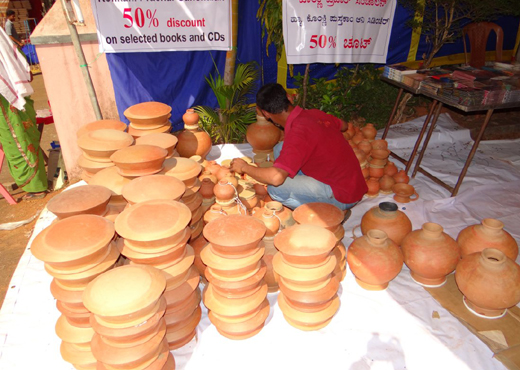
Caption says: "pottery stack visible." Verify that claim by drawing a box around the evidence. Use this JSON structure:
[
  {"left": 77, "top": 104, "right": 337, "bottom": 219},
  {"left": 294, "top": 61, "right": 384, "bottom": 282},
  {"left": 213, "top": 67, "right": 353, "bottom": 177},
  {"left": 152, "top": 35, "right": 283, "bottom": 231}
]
[
  {"left": 83, "top": 265, "right": 175, "bottom": 369},
  {"left": 176, "top": 109, "right": 212, "bottom": 159},
  {"left": 160, "top": 157, "right": 204, "bottom": 240},
  {"left": 121, "top": 174, "right": 186, "bottom": 206},
  {"left": 252, "top": 208, "right": 281, "bottom": 292},
  {"left": 136, "top": 133, "right": 179, "bottom": 159},
  {"left": 273, "top": 225, "right": 340, "bottom": 331},
  {"left": 76, "top": 119, "right": 127, "bottom": 140},
  {"left": 201, "top": 215, "right": 270, "bottom": 340},
  {"left": 124, "top": 102, "right": 172, "bottom": 139},
  {"left": 31, "top": 215, "right": 120, "bottom": 370},
  {"left": 77, "top": 128, "right": 134, "bottom": 183},
  {"left": 114, "top": 200, "right": 201, "bottom": 350},
  {"left": 47, "top": 185, "right": 112, "bottom": 221},
  {"left": 293, "top": 203, "right": 347, "bottom": 281},
  {"left": 246, "top": 114, "right": 282, "bottom": 158},
  {"left": 89, "top": 167, "right": 133, "bottom": 221}
]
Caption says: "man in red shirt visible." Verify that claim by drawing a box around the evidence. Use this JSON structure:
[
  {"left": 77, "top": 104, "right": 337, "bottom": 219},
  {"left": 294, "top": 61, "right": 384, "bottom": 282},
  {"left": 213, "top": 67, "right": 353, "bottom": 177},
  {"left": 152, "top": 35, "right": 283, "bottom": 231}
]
[{"left": 231, "top": 83, "right": 367, "bottom": 211}]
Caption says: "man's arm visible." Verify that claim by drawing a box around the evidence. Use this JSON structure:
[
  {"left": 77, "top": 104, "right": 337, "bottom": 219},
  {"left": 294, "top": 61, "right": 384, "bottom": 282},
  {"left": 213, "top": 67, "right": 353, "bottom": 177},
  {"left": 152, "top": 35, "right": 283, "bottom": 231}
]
[
  {"left": 9, "top": 35, "right": 23, "bottom": 47},
  {"left": 231, "top": 158, "right": 289, "bottom": 186}
]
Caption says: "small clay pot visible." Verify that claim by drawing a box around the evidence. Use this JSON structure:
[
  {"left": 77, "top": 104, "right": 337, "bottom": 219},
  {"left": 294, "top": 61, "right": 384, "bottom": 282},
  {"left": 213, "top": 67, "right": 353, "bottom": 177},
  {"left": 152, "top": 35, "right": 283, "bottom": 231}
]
[
  {"left": 369, "top": 164, "right": 384, "bottom": 179},
  {"left": 371, "top": 139, "right": 388, "bottom": 151},
  {"left": 392, "top": 183, "right": 419, "bottom": 203},
  {"left": 361, "top": 123, "right": 377, "bottom": 140},
  {"left": 383, "top": 161, "right": 398, "bottom": 177},
  {"left": 366, "top": 178, "right": 380, "bottom": 197},
  {"left": 379, "top": 175, "right": 395, "bottom": 194},
  {"left": 393, "top": 170, "right": 410, "bottom": 184},
  {"left": 357, "top": 140, "right": 372, "bottom": 155}
]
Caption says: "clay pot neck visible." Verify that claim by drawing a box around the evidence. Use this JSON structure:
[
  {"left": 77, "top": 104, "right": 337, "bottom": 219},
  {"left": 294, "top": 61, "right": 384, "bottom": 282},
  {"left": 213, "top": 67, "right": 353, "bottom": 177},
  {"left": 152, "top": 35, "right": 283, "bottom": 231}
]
[
  {"left": 479, "top": 248, "right": 506, "bottom": 270},
  {"left": 266, "top": 201, "right": 283, "bottom": 213},
  {"left": 255, "top": 115, "right": 270, "bottom": 125},
  {"left": 185, "top": 124, "right": 200, "bottom": 131},
  {"left": 421, "top": 222, "right": 443, "bottom": 238},
  {"left": 366, "top": 229, "right": 388, "bottom": 246},
  {"left": 480, "top": 218, "right": 504, "bottom": 235}
]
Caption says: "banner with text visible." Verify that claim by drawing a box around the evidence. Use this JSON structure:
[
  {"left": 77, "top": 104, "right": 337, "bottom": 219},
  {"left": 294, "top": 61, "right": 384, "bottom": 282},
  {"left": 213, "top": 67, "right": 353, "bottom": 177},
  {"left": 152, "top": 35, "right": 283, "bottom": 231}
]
[
  {"left": 283, "top": 0, "right": 397, "bottom": 64},
  {"left": 90, "top": 0, "right": 232, "bottom": 53}
]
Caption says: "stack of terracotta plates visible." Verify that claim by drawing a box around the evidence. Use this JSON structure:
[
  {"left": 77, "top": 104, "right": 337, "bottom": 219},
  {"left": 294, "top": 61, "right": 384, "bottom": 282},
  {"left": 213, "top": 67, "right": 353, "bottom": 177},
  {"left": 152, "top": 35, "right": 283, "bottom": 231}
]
[
  {"left": 31, "top": 215, "right": 119, "bottom": 369},
  {"left": 293, "top": 203, "right": 347, "bottom": 281},
  {"left": 89, "top": 167, "right": 133, "bottom": 221},
  {"left": 83, "top": 265, "right": 174, "bottom": 369},
  {"left": 47, "top": 185, "right": 112, "bottom": 220},
  {"left": 190, "top": 235, "right": 209, "bottom": 283},
  {"left": 114, "top": 200, "right": 201, "bottom": 350},
  {"left": 136, "top": 133, "right": 179, "bottom": 159},
  {"left": 77, "top": 129, "right": 134, "bottom": 183},
  {"left": 160, "top": 157, "right": 204, "bottom": 241},
  {"left": 124, "top": 102, "right": 172, "bottom": 139},
  {"left": 121, "top": 175, "right": 186, "bottom": 205},
  {"left": 253, "top": 209, "right": 282, "bottom": 293},
  {"left": 110, "top": 145, "right": 168, "bottom": 178},
  {"left": 202, "top": 215, "right": 269, "bottom": 340},
  {"left": 273, "top": 225, "right": 340, "bottom": 331}
]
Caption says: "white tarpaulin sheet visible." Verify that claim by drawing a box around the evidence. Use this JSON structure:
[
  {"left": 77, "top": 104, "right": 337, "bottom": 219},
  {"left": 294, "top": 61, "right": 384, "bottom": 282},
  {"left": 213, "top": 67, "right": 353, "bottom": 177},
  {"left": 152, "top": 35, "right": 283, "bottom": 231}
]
[{"left": 1, "top": 113, "right": 519, "bottom": 370}]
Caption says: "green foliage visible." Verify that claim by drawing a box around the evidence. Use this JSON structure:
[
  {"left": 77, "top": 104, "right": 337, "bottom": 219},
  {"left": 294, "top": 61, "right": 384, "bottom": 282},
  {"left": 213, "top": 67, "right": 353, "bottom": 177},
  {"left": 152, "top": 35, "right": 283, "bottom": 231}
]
[
  {"left": 294, "top": 65, "right": 398, "bottom": 129},
  {"left": 194, "top": 62, "right": 259, "bottom": 144},
  {"left": 257, "top": 0, "right": 284, "bottom": 61}
]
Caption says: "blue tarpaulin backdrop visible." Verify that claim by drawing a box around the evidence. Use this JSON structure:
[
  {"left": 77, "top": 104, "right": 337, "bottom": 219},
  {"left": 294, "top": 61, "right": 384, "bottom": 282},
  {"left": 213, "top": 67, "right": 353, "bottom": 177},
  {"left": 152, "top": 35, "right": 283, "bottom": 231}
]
[{"left": 106, "top": 2, "right": 519, "bottom": 131}]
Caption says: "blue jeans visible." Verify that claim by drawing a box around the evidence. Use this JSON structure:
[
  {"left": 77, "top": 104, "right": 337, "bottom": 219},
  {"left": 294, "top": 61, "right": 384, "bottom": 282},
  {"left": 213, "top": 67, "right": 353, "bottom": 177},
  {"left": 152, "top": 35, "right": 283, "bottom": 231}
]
[{"left": 267, "top": 142, "right": 357, "bottom": 211}]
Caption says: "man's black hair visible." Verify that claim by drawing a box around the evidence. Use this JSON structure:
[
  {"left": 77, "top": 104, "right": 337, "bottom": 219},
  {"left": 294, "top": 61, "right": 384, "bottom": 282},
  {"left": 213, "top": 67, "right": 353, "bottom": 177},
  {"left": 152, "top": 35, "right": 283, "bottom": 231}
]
[
  {"left": 6, "top": 10, "right": 15, "bottom": 17},
  {"left": 256, "top": 83, "right": 291, "bottom": 114}
]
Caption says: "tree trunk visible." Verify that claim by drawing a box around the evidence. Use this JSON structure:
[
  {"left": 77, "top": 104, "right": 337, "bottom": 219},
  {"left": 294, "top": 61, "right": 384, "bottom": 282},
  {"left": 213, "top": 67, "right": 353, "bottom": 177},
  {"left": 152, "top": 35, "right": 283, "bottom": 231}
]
[
  {"left": 302, "top": 64, "right": 310, "bottom": 108},
  {"left": 223, "top": 0, "right": 239, "bottom": 86}
]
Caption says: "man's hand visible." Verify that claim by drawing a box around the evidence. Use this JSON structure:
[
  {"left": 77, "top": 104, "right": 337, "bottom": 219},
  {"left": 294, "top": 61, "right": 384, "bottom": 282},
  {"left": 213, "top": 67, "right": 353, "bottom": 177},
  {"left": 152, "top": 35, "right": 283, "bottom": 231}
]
[{"left": 230, "top": 158, "right": 248, "bottom": 174}]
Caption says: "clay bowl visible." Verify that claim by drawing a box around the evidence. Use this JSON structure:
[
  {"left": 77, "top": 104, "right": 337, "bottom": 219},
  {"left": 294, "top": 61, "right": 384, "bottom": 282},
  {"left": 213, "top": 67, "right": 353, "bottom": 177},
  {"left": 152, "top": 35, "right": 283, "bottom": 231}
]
[
  {"left": 124, "top": 102, "right": 172, "bottom": 128},
  {"left": 99, "top": 319, "right": 166, "bottom": 350},
  {"left": 47, "top": 185, "right": 112, "bottom": 219},
  {"left": 162, "top": 267, "right": 200, "bottom": 308},
  {"left": 122, "top": 175, "right": 186, "bottom": 205},
  {"left": 55, "top": 314, "right": 95, "bottom": 345},
  {"left": 165, "top": 288, "right": 201, "bottom": 315},
  {"left": 77, "top": 129, "right": 134, "bottom": 163},
  {"left": 136, "top": 133, "right": 178, "bottom": 158},
  {"left": 165, "top": 317, "right": 199, "bottom": 350},
  {"left": 200, "top": 243, "right": 265, "bottom": 276},
  {"left": 203, "top": 282, "right": 268, "bottom": 317},
  {"left": 111, "top": 145, "right": 168, "bottom": 177},
  {"left": 292, "top": 202, "right": 344, "bottom": 231},
  {"left": 60, "top": 341, "right": 97, "bottom": 367},
  {"left": 279, "top": 272, "right": 340, "bottom": 306},
  {"left": 115, "top": 200, "right": 191, "bottom": 242},
  {"left": 158, "top": 248, "right": 196, "bottom": 287},
  {"left": 95, "top": 341, "right": 172, "bottom": 370},
  {"left": 160, "top": 157, "right": 202, "bottom": 183},
  {"left": 274, "top": 225, "right": 337, "bottom": 266},
  {"left": 203, "top": 215, "right": 266, "bottom": 257},
  {"left": 284, "top": 293, "right": 336, "bottom": 313},
  {"left": 371, "top": 149, "right": 391, "bottom": 160},
  {"left": 123, "top": 227, "right": 191, "bottom": 254},
  {"left": 165, "top": 304, "right": 201, "bottom": 331},
  {"left": 31, "top": 214, "right": 114, "bottom": 269},
  {"left": 116, "top": 237, "right": 188, "bottom": 266},
  {"left": 371, "top": 139, "right": 388, "bottom": 151},
  {"left": 165, "top": 305, "right": 201, "bottom": 337},
  {"left": 127, "top": 123, "right": 172, "bottom": 139},
  {"left": 89, "top": 166, "right": 132, "bottom": 199},
  {"left": 212, "top": 278, "right": 264, "bottom": 300},
  {"left": 392, "top": 183, "right": 419, "bottom": 203},
  {"left": 77, "top": 154, "right": 114, "bottom": 176},
  {"left": 129, "top": 114, "right": 171, "bottom": 130},
  {"left": 205, "top": 261, "right": 267, "bottom": 293},
  {"left": 278, "top": 292, "right": 340, "bottom": 331},
  {"left": 76, "top": 119, "right": 127, "bottom": 139}
]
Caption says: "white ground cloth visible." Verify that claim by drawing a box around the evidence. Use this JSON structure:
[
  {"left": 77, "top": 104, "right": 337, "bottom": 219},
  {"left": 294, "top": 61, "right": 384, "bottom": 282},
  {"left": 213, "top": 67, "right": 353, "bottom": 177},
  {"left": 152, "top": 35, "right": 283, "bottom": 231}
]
[{"left": 1, "top": 113, "right": 519, "bottom": 370}]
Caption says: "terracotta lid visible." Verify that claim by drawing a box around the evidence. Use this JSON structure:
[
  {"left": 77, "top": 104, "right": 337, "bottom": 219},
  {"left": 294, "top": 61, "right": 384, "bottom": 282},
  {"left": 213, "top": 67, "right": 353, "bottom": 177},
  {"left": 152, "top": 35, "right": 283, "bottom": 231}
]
[
  {"left": 124, "top": 102, "right": 172, "bottom": 120},
  {"left": 201, "top": 243, "right": 265, "bottom": 271},
  {"left": 122, "top": 175, "right": 186, "bottom": 205},
  {"left": 127, "top": 123, "right": 172, "bottom": 138},
  {"left": 77, "top": 154, "right": 114, "bottom": 174},
  {"left": 274, "top": 224, "right": 337, "bottom": 263},
  {"left": 110, "top": 145, "right": 168, "bottom": 177},
  {"left": 76, "top": 119, "right": 127, "bottom": 139},
  {"left": 77, "top": 129, "right": 134, "bottom": 162},
  {"left": 83, "top": 264, "right": 166, "bottom": 317},
  {"left": 47, "top": 185, "right": 112, "bottom": 219},
  {"left": 60, "top": 341, "right": 96, "bottom": 366},
  {"left": 89, "top": 166, "right": 132, "bottom": 196},
  {"left": 55, "top": 315, "right": 95, "bottom": 344},
  {"left": 293, "top": 203, "right": 344, "bottom": 228},
  {"left": 160, "top": 157, "right": 202, "bottom": 181},
  {"left": 272, "top": 252, "right": 336, "bottom": 283},
  {"left": 115, "top": 200, "right": 191, "bottom": 242},
  {"left": 31, "top": 214, "right": 114, "bottom": 264},
  {"left": 136, "top": 133, "right": 178, "bottom": 158},
  {"left": 203, "top": 282, "right": 268, "bottom": 317},
  {"left": 203, "top": 215, "right": 266, "bottom": 248}
]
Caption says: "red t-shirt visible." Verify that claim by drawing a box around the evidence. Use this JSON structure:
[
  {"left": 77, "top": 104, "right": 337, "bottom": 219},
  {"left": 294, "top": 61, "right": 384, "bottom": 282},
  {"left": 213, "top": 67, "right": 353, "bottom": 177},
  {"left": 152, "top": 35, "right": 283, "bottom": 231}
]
[{"left": 273, "top": 106, "right": 368, "bottom": 204}]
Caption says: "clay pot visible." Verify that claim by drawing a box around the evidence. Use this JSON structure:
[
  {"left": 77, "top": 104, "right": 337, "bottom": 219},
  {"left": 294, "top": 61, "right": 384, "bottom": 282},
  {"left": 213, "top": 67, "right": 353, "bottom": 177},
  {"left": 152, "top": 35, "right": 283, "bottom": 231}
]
[
  {"left": 76, "top": 119, "right": 127, "bottom": 139},
  {"left": 253, "top": 209, "right": 280, "bottom": 238},
  {"left": 401, "top": 223, "right": 460, "bottom": 287},
  {"left": 352, "top": 132, "right": 365, "bottom": 145},
  {"left": 47, "top": 185, "right": 112, "bottom": 219},
  {"left": 371, "top": 149, "right": 390, "bottom": 160},
  {"left": 292, "top": 202, "right": 344, "bottom": 232},
  {"left": 213, "top": 180, "right": 236, "bottom": 203},
  {"left": 89, "top": 166, "right": 132, "bottom": 198},
  {"left": 371, "top": 139, "right": 388, "bottom": 151},
  {"left": 176, "top": 110, "right": 212, "bottom": 159},
  {"left": 361, "top": 164, "right": 369, "bottom": 180},
  {"left": 383, "top": 161, "right": 398, "bottom": 177},
  {"left": 361, "top": 123, "right": 377, "bottom": 141},
  {"left": 265, "top": 201, "right": 295, "bottom": 228},
  {"left": 359, "top": 202, "right": 412, "bottom": 246},
  {"left": 182, "top": 108, "right": 199, "bottom": 126},
  {"left": 347, "top": 229, "right": 403, "bottom": 290},
  {"left": 366, "top": 178, "right": 380, "bottom": 197},
  {"left": 203, "top": 205, "right": 228, "bottom": 225},
  {"left": 77, "top": 129, "right": 134, "bottom": 163},
  {"left": 273, "top": 252, "right": 336, "bottom": 286},
  {"left": 455, "top": 248, "right": 520, "bottom": 319},
  {"left": 77, "top": 154, "right": 115, "bottom": 176},
  {"left": 199, "top": 178, "right": 215, "bottom": 199},
  {"left": 457, "top": 218, "right": 518, "bottom": 261},
  {"left": 60, "top": 341, "right": 96, "bottom": 367},
  {"left": 110, "top": 145, "right": 168, "bottom": 177},
  {"left": 368, "top": 164, "right": 384, "bottom": 179},
  {"left": 124, "top": 101, "right": 172, "bottom": 129},
  {"left": 277, "top": 292, "right": 340, "bottom": 331},
  {"left": 246, "top": 115, "right": 282, "bottom": 153},
  {"left": 379, "top": 175, "right": 395, "bottom": 194},
  {"left": 393, "top": 170, "right": 410, "bottom": 184},
  {"left": 135, "top": 133, "right": 178, "bottom": 158},
  {"left": 201, "top": 243, "right": 265, "bottom": 278},
  {"left": 203, "top": 282, "right": 268, "bottom": 317},
  {"left": 357, "top": 140, "right": 372, "bottom": 155},
  {"left": 121, "top": 175, "right": 186, "bottom": 205},
  {"left": 352, "top": 149, "right": 366, "bottom": 165},
  {"left": 127, "top": 123, "right": 172, "bottom": 139},
  {"left": 160, "top": 157, "right": 202, "bottom": 184},
  {"left": 369, "top": 158, "right": 387, "bottom": 167},
  {"left": 346, "top": 122, "right": 356, "bottom": 139},
  {"left": 392, "top": 183, "right": 419, "bottom": 203}
]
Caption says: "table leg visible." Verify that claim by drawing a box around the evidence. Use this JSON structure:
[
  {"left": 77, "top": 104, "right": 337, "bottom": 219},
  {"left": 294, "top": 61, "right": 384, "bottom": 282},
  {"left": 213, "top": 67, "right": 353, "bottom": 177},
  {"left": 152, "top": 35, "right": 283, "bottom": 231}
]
[
  {"left": 381, "top": 88, "right": 404, "bottom": 140},
  {"left": 412, "top": 102, "right": 443, "bottom": 178},
  {"left": 404, "top": 100, "right": 438, "bottom": 174},
  {"left": 451, "top": 108, "right": 494, "bottom": 197}
]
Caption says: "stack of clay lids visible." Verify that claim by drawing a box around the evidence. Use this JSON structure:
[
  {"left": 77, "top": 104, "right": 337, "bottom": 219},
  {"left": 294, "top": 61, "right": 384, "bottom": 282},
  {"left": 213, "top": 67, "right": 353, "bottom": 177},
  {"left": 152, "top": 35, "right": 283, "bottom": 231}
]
[
  {"left": 114, "top": 199, "right": 201, "bottom": 350},
  {"left": 89, "top": 167, "right": 133, "bottom": 220},
  {"left": 273, "top": 224, "right": 340, "bottom": 331},
  {"left": 136, "top": 133, "right": 178, "bottom": 159},
  {"left": 77, "top": 129, "right": 134, "bottom": 183},
  {"left": 124, "top": 102, "right": 172, "bottom": 138},
  {"left": 293, "top": 202, "right": 347, "bottom": 280},
  {"left": 202, "top": 215, "right": 270, "bottom": 340},
  {"left": 252, "top": 209, "right": 281, "bottom": 293},
  {"left": 31, "top": 214, "right": 119, "bottom": 369},
  {"left": 76, "top": 119, "right": 127, "bottom": 139},
  {"left": 47, "top": 185, "right": 112, "bottom": 220},
  {"left": 121, "top": 175, "right": 186, "bottom": 205},
  {"left": 83, "top": 265, "right": 174, "bottom": 369},
  {"left": 190, "top": 234, "right": 209, "bottom": 283},
  {"left": 110, "top": 145, "right": 168, "bottom": 177}
]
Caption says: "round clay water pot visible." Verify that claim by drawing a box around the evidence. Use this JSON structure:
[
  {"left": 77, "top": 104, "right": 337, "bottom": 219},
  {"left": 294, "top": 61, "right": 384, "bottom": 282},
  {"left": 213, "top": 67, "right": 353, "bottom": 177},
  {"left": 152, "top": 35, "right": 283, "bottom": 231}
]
[
  {"left": 176, "top": 113, "right": 212, "bottom": 159},
  {"left": 278, "top": 292, "right": 340, "bottom": 331},
  {"left": 368, "top": 164, "right": 384, "bottom": 179},
  {"left": 77, "top": 154, "right": 114, "bottom": 176},
  {"left": 401, "top": 223, "right": 460, "bottom": 287},
  {"left": 55, "top": 315, "right": 95, "bottom": 344},
  {"left": 203, "top": 282, "right": 268, "bottom": 318},
  {"left": 89, "top": 166, "right": 132, "bottom": 199},
  {"left": 357, "top": 140, "right": 372, "bottom": 155},
  {"left": 135, "top": 133, "right": 178, "bottom": 158},
  {"left": 199, "top": 177, "right": 215, "bottom": 199},
  {"left": 111, "top": 145, "right": 168, "bottom": 177},
  {"left": 379, "top": 175, "right": 395, "bottom": 194},
  {"left": 122, "top": 175, "right": 186, "bottom": 205},
  {"left": 115, "top": 199, "right": 191, "bottom": 242},
  {"left": 265, "top": 201, "right": 295, "bottom": 228},
  {"left": 393, "top": 170, "right": 410, "bottom": 184},
  {"left": 32, "top": 214, "right": 114, "bottom": 269},
  {"left": 360, "top": 202, "right": 412, "bottom": 245},
  {"left": 274, "top": 225, "right": 337, "bottom": 266},
  {"left": 392, "top": 183, "right": 419, "bottom": 203},
  {"left": 77, "top": 129, "right": 134, "bottom": 163},
  {"left": 124, "top": 101, "right": 172, "bottom": 128},
  {"left": 213, "top": 180, "right": 235, "bottom": 203},
  {"left": 383, "top": 161, "right": 398, "bottom": 177},
  {"left": 352, "top": 131, "right": 365, "bottom": 145},
  {"left": 293, "top": 202, "right": 344, "bottom": 231},
  {"left": 76, "top": 119, "right": 127, "bottom": 139},
  {"left": 60, "top": 341, "right": 96, "bottom": 367},
  {"left": 273, "top": 252, "right": 336, "bottom": 284},
  {"left": 160, "top": 157, "right": 202, "bottom": 184},
  {"left": 182, "top": 108, "right": 199, "bottom": 126},
  {"left": 371, "top": 139, "right": 388, "bottom": 151},
  {"left": 455, "top": 248, "right": 520, "bottom": 319},
  {"left": 457, "top": 218, "right": 518, "bottom": 261},
  {"left": 252, "top": 209, "right": 280, "bottom": 237},
  {"left": 203, "top": 215, "right": 266, "bottom": 257},
  {"left": 361, "top": 123, "right": 377, "bottom": 140},
  {"left": 127, "top": 123, "right": 172, "bottom": 139},
  {"left": 347, "top": 229, "right": 404, "bottom": 290},
  {"left": 366, "top": 177, "right": 380, "bottom": 197},
  {"left": 47, "top": 185, "right": 112, "bottom": 219},
  {"left": 246, "top": 115, "right": 282, "bottom": 153}
]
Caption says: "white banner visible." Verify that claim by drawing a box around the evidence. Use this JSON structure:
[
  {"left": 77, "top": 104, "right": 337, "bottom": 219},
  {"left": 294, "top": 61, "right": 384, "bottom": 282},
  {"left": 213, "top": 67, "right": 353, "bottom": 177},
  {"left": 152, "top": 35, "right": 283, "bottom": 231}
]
[
  {"left": 283, "top": 0, "right": 397, "bottom": 64},
  {"left": 90, "top": 0, "right": 232, "bottom": 53}
]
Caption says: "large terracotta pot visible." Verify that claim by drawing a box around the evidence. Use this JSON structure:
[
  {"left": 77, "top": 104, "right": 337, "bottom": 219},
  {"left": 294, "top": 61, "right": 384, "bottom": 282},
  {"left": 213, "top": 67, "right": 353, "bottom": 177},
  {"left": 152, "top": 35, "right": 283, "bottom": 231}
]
[
  {"left": 401, "top": 223, "right": 460, "bottom": 287},
  {"left": 347, "top": 229, "right": 403, "bottom": 290},
  {"left": 359, "top": 202, "right": 412, "bottom": 246},
  {"left": 246, "top": 115, "right": 282, "bottom": 154},
  {"left": 176, "top": 109, "right": 212, "bottom": 159},
  {"left": 457, "top": 218, "right": 518, "bottom": 261},
  {"left": 455, "top": 248, "right": 520, "bottom": 319}
]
